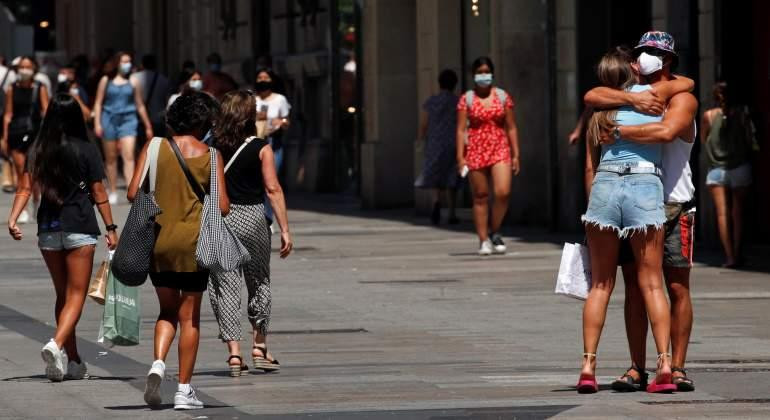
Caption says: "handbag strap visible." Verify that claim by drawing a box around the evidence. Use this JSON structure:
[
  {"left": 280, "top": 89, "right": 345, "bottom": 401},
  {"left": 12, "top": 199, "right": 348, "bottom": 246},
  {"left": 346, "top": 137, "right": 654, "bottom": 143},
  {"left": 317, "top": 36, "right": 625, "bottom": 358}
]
[
  {"left": 138, "top": 137, "right": 162, "bottom": 192},
  {"left": 167, "top": 137, "right": 206, "bottom": 203},
  {"left": 224, "top": 136, "right": 257, "bottom": 173}
]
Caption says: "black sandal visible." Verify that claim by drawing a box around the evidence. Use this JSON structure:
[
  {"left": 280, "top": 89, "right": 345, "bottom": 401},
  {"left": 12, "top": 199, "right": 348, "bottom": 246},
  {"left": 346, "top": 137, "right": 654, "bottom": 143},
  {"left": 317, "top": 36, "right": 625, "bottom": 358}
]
[
  {"left": 227, "top": 355, "right": 248, "bottom": 377},
  {"left": 672, "top": 367, "right": 694, "bottom": 391},
  {"left": 252, "top": 346, "right": 281, "bottom": 372},
  {"left": 611, "top": 365, "right": 648, "bottom": 392}
]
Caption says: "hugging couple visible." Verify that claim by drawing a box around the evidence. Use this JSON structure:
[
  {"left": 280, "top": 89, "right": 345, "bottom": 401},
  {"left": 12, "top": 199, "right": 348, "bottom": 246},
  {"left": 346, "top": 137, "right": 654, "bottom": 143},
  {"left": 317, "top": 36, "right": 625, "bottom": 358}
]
[{"left": 577, "top": 31, "right": 699, "bottom": 394}]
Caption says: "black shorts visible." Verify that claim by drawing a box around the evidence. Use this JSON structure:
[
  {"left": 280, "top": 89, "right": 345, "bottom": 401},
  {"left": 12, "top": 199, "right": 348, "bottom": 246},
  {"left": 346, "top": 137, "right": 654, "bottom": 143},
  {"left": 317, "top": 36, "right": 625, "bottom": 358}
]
[
  {"left": 149, "top": 271, "right": 209, "bottom": 292},
  {"left": 8, "top": 132, "right": 35, "bottom": 152},
  {"left": 617, "top": 201, "right": 695, "bottom": 268}
]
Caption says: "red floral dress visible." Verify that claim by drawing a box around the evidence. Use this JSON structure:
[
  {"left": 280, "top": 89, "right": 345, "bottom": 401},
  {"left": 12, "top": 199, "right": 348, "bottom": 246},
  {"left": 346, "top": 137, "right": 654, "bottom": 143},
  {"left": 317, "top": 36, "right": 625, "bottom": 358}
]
[{"left": 457, "top": 91, "right": 514, "bottom": 170}]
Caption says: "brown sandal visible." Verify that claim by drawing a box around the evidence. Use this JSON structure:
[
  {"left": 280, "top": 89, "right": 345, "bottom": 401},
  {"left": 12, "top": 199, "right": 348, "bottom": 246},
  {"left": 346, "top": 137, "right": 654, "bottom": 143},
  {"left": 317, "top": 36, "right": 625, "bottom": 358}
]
[
  {"left": 252, "top": 346, "right": 280, "bottom": 372},
  {"left": 227, "top": 355, "right": 248, "bottom": 377}
]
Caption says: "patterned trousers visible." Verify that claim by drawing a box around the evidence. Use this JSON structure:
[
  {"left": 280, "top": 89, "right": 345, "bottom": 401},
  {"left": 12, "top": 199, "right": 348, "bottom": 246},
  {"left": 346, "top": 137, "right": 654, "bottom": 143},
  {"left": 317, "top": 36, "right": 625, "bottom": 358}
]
[{"left": 208, "top": 204, "right": 272, "bottom": 341}]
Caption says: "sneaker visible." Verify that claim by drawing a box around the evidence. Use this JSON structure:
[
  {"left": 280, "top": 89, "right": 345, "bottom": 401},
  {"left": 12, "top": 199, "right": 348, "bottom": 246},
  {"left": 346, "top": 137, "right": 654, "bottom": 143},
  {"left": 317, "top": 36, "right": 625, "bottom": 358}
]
[
  {"left": 478, "top": 239, "right": 493, "bottom": 256},
  {"left": 174, "top": 386, "right": 204, "bottom": 410},
  {"left": 18, "top": 210, "right": 30, "bottom": 224},
  {"left": 490, "top": 233, "right": 506, "bottom": 254},
  {"left": 108, "top": 192, "right": 119, "bottom": 205},
  {"left": 41, "top": 339, "right": 65, "bottom": 382},
  {"left": 144, "top": 360, "right": 165, "bottom": 407},
  {"left": 64, "top": 359, "right": 89, "bottom": 380}
]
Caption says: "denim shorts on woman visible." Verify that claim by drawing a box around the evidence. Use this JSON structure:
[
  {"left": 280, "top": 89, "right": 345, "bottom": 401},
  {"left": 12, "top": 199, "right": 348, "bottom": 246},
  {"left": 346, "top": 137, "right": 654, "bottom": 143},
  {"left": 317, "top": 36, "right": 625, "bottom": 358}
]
[
  {"left": 705, "top": 163, "right": 752, "bottom": 188},
  {"left": 582, "top": 171, "right": 665, "bottom": 238},
  {"left": 101, "top": 111, "right": 138, "bottom": 140},
  {"left": 38, "top": 232, "right": 98, "bottom": 251}
]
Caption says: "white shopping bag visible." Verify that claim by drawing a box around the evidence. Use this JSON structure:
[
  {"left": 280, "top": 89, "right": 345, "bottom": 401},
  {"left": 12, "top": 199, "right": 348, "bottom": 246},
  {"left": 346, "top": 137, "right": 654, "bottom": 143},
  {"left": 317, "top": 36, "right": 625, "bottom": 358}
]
[{"left": 555, "top": 243, "right": 592, "bottom": 300}]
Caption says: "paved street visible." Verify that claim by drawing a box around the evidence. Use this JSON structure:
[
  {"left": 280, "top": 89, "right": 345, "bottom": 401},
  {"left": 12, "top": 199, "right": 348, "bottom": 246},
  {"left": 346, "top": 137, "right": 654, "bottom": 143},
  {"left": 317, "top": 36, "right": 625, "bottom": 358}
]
[{"left": 1, "top": 193, "right": 769, "bottom": 419}]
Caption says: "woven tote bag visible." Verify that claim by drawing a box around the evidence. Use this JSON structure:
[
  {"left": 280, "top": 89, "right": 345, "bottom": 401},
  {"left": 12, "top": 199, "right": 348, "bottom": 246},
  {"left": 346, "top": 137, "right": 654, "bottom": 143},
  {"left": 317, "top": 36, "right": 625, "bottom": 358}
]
[{"left": 112, "top": 138, "right": 163, "bottom": 286}]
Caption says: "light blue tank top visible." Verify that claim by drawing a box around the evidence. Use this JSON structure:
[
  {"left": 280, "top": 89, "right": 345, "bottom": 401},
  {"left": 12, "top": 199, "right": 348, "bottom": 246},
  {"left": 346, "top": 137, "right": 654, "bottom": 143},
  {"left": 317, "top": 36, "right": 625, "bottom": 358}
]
[
  {"left": 600, "top": 84, "right": 663, "bottom": 166},
  {"left": 103, "top": 80, "right": 137, "bottom": 115}
]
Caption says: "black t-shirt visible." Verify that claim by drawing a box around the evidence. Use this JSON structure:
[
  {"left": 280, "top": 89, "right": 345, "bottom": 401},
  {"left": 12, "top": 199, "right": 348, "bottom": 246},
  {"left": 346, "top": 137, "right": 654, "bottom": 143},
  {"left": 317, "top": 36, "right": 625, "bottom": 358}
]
[
  {"left": 225, "top": 138, "right": 269, "bottom": 205},
  {"left": 36, "top": 139, "right": 105, "bottom": 235}
]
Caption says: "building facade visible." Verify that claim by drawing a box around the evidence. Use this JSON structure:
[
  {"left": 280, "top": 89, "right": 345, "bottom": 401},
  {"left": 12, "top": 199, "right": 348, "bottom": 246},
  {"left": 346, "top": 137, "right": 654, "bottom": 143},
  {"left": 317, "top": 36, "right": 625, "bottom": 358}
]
[{"left": 52, "top": 0, "right": 769, "bottom": 245}]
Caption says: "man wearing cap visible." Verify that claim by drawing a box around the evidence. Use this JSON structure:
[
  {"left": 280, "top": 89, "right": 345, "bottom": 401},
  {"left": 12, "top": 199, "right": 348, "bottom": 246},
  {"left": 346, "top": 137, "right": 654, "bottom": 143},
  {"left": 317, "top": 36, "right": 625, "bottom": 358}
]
[{"left": 584, "top": 31, "right": 699, "bottom": 392}]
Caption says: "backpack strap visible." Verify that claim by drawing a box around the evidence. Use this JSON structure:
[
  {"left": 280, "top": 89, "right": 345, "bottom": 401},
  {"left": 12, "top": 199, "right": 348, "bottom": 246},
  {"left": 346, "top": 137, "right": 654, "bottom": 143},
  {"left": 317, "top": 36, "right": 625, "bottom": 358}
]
[
  {"left": 495, "top": 87, "right": 507, "bottom": 106},
  {"left": 224, "top": 136, "right": 257, "bottom": 173}
]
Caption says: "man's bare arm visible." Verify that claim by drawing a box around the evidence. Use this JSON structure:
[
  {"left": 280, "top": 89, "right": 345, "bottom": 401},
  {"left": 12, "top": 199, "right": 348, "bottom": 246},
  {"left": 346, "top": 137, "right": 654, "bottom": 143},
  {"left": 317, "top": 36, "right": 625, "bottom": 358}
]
[{"left": 613, "top": 93, "right": 698, "bottom": 144}]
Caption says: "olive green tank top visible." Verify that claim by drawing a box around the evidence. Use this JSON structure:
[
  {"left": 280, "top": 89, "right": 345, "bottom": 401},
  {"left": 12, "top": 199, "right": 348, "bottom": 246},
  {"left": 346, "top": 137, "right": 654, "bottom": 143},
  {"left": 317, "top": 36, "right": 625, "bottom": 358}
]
[{"left": 705, "top": 108, "right": 755, "bottom": 169}]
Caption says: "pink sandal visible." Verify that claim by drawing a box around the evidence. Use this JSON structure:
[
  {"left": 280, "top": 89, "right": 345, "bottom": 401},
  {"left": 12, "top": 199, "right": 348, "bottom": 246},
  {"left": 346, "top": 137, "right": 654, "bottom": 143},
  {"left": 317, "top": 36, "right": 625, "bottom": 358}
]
[
  {"left": 577, "top": 353, "right": 599, "bottom": 394},
  {"left": 646, "top": 353, "right": 677, "bottom": 393}
]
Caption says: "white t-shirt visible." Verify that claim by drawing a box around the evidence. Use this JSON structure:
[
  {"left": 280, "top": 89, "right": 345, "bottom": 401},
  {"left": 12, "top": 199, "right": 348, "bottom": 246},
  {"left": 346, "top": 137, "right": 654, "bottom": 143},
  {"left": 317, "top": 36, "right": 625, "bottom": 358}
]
[
  {"left": 255, "top": 93, "right": 291, "bottom": 131},
  {"left": 661, "top": 122, "right": 696, "bottom": 204}
]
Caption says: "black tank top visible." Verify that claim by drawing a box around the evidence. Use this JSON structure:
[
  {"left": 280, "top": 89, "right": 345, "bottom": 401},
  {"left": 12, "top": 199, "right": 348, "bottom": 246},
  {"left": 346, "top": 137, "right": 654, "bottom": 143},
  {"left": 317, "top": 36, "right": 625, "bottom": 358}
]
[
  {"left": 10, "top": 82, "right": 42, "bottom": 129},
  {"left": 225, "top": 138, "right": 270, "bottom": 205}
]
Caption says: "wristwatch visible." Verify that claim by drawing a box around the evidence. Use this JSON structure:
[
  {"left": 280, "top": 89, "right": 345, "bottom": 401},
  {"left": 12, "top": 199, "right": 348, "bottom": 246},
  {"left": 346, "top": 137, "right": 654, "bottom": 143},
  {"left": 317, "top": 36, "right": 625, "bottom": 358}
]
[
  {"left": 105, "top": 224, "right": 118, "bottom": 232},
  {"left": 612, "top": 126, "right": 622, "bottom": 140}
]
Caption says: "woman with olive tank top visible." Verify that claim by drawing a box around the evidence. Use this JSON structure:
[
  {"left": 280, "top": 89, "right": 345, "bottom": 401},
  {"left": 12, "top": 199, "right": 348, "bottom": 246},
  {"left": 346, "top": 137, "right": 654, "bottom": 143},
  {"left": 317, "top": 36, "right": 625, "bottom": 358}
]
[{"left": 209, "top": 90, "right": 293, "bottom": 377}]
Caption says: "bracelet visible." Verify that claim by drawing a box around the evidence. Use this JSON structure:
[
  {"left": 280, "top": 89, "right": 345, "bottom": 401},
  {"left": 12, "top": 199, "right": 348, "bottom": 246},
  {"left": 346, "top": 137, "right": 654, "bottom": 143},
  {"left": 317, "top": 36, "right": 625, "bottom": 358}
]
[
  {"left": 14, "top": 192, "right": 30, "bottom": 197},
  {"left": 95, "top": 199, "right": 109, "bottom": 205},
  {"left": 105, "top": 224, "right": 118, "bottom": 232}
]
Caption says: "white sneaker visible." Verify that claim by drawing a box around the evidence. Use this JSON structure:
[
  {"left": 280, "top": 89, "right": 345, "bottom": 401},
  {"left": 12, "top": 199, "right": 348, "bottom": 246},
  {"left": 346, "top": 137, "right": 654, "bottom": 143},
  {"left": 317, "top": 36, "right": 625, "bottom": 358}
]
[
  {"left": 64, "top": 359, "right": 89, "bottom": 380},
  {"left": 174, "top": 386, "right": 204, "bottom": 410},
  {"left": 144, "top": 360, "right": 165, "bottom": 407},
  {"left": 478, "top": 239, "right": 493, "bottom": 256},
  {"left": 17, "top": 210, "right": 30, "bottom": 224},
  {"left": 108, "top": 192, "right": 119, "bottom": 205},
  {"left": 490, "top": 233, "right": 507, "bottom": 254},
  {"left": 41, "top": 339, "right": 65, "bottom": 382}
]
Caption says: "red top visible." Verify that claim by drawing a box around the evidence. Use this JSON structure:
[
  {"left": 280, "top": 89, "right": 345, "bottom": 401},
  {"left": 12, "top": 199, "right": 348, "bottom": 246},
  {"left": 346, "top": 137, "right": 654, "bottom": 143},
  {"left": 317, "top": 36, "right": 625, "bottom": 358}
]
[{"left": 457, "top": 91, "right": 514, "bottom": 170}]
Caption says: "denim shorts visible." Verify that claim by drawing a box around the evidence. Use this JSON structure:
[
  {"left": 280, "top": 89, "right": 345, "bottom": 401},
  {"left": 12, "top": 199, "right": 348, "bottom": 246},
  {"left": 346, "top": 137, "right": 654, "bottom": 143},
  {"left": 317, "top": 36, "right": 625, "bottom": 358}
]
[
  {"left": 38, "top": 232, "right": 98, "bottom": 251},
  {"left": 101, "top": 111, "right": 138, "bottom": 140},
  {"left": 706, "top": 163, "right": 752, "bottom": 188},
  {"left": 582, "top": 171, "right": 665, "bottom": 238}
]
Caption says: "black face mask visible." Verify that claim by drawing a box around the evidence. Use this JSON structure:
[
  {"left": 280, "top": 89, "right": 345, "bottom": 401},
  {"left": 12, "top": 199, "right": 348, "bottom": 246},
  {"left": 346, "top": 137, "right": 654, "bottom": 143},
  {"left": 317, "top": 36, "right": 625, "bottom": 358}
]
[{"left": 255, "top": 81, "right": 272, "bottom": 92}]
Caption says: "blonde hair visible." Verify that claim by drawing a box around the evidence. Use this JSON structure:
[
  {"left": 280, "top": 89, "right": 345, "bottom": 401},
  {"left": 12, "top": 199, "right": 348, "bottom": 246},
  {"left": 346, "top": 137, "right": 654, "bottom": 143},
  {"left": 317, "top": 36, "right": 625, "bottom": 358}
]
[{"left": 586, "top": 48, "right": 636, "bottom": 146}]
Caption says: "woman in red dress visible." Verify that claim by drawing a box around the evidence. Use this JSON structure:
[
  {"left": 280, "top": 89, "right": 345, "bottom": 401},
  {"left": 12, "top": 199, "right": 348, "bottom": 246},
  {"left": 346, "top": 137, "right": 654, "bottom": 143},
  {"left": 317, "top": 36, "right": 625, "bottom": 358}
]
[{"left": 456, "top": 57, "right": 521, "bottom": 255}]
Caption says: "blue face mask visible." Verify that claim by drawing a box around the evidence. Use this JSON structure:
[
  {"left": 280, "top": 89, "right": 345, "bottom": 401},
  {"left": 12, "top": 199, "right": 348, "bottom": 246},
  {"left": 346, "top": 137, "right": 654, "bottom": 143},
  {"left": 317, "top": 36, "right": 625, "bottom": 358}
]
[
  {"left": 474, "top": 73, "right": 493, "bottom": 87},
  {"left": 119, "top": 62, "right": 132, "bottom": 75}
]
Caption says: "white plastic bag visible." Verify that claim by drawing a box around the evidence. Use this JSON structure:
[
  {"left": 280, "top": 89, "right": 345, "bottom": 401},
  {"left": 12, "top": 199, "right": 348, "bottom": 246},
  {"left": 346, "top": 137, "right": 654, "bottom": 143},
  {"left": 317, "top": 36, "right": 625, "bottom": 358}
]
[{"left": 555, "top": 242, "right": 592, "bottom": 300}]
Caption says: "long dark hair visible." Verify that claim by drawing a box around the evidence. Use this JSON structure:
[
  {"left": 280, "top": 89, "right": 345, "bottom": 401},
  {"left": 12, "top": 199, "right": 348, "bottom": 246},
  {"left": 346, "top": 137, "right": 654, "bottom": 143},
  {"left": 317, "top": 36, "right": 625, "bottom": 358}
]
[
  {"left": 213, "top": 90, "right": 257, "bottom": 161},
  {"left": 586, "top": 47, "right": 636, "bottom": 146},
  {"left": 27, "top": 94, "right": 90, "bottom": 205}
]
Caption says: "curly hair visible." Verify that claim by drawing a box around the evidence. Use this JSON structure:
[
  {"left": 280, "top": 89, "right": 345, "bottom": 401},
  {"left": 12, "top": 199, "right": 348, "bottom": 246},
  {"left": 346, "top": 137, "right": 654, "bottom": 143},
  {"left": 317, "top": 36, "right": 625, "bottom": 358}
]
[
  {"left": 166, "top": 90, "right": 217, "bottom": 136},
  {"left": 213, "top": 90, "right": 257, "bottom": 161}
]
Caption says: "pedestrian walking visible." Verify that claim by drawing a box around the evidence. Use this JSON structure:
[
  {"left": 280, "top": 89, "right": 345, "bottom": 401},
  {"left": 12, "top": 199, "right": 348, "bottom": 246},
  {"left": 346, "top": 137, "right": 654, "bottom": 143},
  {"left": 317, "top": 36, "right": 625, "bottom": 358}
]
[
  {"left": 56, "top": 65, "right": 91, "bottom": 120},
  {"left": 167, "top": 70, "right": 203, "bottom": 109},
  {"left": 7, "top": 93, "right": 118, "bottom": 382},
  {"left": 254, "top": 68, "right": 291, "bottom": 230},
  {"left": 701, "top": 82, "right": 759, "bottom": 268},
  {"left": 579, "top": 43, "right": 682, "bottom": 394},
  {"left": 0, "top": 57, "right": 14, "bottom": 194},
  {"left": 134, "top": 54, "right": 170, "bottom": 139},
  {"left": 2, "top": 56, "right": 49, "bottom": 223},
  {"left": 93, "top": 51, "right": 153, "bottom": 204},
  {"left": 415, "top": 69, "right": 460, "bottom": 225},
  {"left": 455, "top": 57, "right": 520, "bottom": 255},
  {"left": 202, "top": 53, "right": 238, "bottom": 100},
  {"left": 127, "top": 91, "right": 228, "bottom": 410},
  {"left": 209, "top": 90, "right": 293, "bottom": 377}
]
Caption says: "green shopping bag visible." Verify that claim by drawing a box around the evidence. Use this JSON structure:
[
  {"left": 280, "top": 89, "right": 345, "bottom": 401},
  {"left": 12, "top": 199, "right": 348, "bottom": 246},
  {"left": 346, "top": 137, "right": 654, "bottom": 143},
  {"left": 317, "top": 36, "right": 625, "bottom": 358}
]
[{"left": 98, "top": 267, "right": 141, "bottom": 346}]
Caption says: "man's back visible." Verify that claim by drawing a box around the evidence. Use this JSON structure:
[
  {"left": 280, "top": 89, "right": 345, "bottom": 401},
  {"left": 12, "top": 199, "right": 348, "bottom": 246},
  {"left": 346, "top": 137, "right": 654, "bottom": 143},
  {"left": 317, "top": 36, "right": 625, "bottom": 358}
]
[{"left": 136, "top": 70, "right": 170, "bottom": 123}]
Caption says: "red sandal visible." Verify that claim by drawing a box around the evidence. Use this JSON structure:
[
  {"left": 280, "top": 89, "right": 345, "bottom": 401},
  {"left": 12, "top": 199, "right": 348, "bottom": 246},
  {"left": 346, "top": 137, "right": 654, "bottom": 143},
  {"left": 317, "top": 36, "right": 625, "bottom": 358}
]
[
  {"left": 577, "top": 353, "right": 599, "bottom": 394},
  {"left": 646, "top": 353, "right": 677, "bottom": 393}
]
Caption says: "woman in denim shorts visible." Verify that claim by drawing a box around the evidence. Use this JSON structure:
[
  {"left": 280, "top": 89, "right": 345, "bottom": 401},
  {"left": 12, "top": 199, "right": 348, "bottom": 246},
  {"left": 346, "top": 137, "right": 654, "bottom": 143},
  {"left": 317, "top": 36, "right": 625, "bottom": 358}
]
[
  {"left": 702, "top": 82, "right": 758, "bottom": 267},
  {"left": 577, "top": 48, "right": 674, "bottom": 394},
  {"left": 8, "top": 94, "right": 118, "bottom": 382}
]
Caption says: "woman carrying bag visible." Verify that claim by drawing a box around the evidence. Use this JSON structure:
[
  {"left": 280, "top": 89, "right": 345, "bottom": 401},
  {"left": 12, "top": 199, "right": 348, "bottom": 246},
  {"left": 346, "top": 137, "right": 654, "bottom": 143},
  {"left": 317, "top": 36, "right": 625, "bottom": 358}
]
[
  {"left": 209, "top": 90, "right": 293, "bottom": 377},
  {"left": 127, "top": 91, "right": 228, "bottom": 410}
]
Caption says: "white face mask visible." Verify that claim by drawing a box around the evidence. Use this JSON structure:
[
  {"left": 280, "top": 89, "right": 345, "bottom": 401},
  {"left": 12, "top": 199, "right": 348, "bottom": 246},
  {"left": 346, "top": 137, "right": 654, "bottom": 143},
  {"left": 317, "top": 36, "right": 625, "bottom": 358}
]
[
  {"left": 119, "top": 62, "right": 132, "bottom": 75},
  {"left": 18, "top": 68, "right": 34, "bottom": 81},
  {"left": 637, "top": 52, "right": 663, "bottom": 76},
  {"left": 189, "top": 79, "right": 203, "bottom": 91},
  {"left": 57, "top": 73, "right": 68, "bottom": 83}
]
